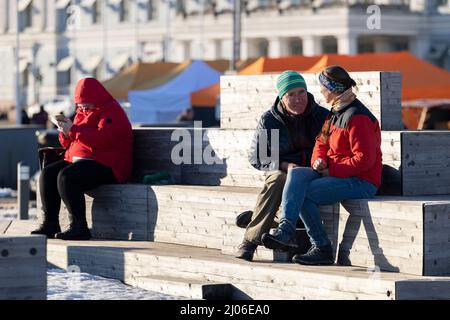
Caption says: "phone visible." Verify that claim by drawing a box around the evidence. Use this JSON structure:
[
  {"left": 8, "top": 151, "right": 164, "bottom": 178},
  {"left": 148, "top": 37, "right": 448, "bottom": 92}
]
[
  {"left": 50, "top": 115, "right": 67, "bottom": 128},
  {"left": 54, "top": 114, "right": 67, "bottom": 122}
]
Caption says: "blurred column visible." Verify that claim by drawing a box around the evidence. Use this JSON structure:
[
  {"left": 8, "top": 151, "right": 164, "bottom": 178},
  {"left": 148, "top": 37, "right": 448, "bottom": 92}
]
[
  {"left": 302, "top": 35, "right": 321, "bottom": 56},
  {"left": 0, "top": 0, "right": 7, "bottom": 32},
  {"left": 268, "top": 37, "right": 289, "bottom": 58},
  {"left": 230, "top": 0, "right": 241, "bottom": 71},
  {"left": 337, "top": 33, "right": 358, "bottom": 55},
  {"left": 240, "top": 38, "right": 249, "bottom": 60}
]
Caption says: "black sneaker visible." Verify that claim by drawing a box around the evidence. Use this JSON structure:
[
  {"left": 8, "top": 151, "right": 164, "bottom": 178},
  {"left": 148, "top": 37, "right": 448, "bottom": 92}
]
[
  {"left": 55, "top": 223, "right": 91, "bottom": 241},
  {"left": 31, "top": 221, "right": 61, "bottom": 238},
  {"left": 235, "top": 210, "right": 253, "bottom": 228},
  {"left": 292, "top": 244, "right": 334, "bottom": 265},
  {"left": 337, "top": 249, "right": 351, "bottom": 266},
  {"left": 261, "top": 220, "right": 297, "bottom": 251},
  {"left": 235, "top": 239, "right": 258, "bottom": 262}
]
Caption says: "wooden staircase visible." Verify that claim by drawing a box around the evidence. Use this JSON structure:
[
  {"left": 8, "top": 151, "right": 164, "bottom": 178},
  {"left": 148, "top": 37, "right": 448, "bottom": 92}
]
[{"left": 6, "top": 71, "right": 450, "bottom": 299}]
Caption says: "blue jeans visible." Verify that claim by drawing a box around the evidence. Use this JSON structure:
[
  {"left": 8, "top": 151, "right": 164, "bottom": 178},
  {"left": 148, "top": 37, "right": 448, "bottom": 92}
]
[{"left": 281, "top": 167, "right": 378, "bottom": 247}]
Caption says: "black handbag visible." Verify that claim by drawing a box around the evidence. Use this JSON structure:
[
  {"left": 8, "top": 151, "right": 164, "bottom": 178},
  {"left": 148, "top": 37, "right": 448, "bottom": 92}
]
[{"left": 38, "top": 147, "right": 66, "bottom": 170}]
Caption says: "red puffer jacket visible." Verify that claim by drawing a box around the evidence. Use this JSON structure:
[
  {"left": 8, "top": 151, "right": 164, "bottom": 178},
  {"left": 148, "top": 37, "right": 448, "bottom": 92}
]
[
  {"left": 311, "top": 99, "right": 382, "bottom": 188},
  {"left": 59, "top": 78, "right": 133, "bottom": 183}
]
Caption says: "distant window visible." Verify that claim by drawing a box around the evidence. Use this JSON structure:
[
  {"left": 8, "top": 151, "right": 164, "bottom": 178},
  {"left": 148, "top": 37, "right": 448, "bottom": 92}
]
[
  {"left": 24, "top": 2, "right": 33, "bottom": 29},
  {"left": 147, "top": 0, "right": 158, "bottom": 21},
  {"left": 392, "top": 40, "right": 409, "bottom": 52},
  {"left": 93, "top": 1, "right": 102, "bottom": 24},
  {"left": 61, "top": 69, "right": 71, "bottom": 86},
  {"left": 258, "top": 39, "right": 269, "bottom": 57},
  {"left": 56, "top": 5, "right": 69, "bottom": 32},
  {"left": 322, "top": 36, "right": 338, "bottom": 54},
  {"left": 289, "top": 39, "right": 303, "bottom": 55},
  {"left": 21, "top": 69, "right": 29, "bottom": 87},
  {"left": 119, "top": 0, "right": 130, "bottom": 22}
]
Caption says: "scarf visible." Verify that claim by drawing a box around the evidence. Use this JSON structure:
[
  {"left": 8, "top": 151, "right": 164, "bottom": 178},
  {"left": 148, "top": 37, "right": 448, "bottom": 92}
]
[{"left": 330, "top": 88, "right": 357, "bottom": 112}]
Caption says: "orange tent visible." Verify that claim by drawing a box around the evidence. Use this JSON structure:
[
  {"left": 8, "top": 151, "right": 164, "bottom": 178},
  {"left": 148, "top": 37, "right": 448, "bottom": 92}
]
[
  {"left": 306, "top": 51, "right": 450, "bottom": 102},
  {"left": 190, "top": 58, "right": 260, "bottom": 107},
  {"left": 239, "top": 55, "right": 323, "bottom": 75},
  {"left": 103, "top": 59, "right": 251, "bottom": 104},
  {"left": 191, "top": 83, "right": 219, "bottom": 107},
  {"left": 191, "top": 57, "right": 319, "bottom": 106},
  {"left": 102, "top": 61, "right": 184, "bottom": 101},
  {"left": 204, "top": 59, "right": 231, "bottom": 73}
]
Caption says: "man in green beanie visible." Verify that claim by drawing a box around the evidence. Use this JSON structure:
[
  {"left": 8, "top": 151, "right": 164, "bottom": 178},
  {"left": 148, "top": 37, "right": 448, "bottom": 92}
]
[{"left": 236, "top": 70, "right": 329, "bottom": 262}]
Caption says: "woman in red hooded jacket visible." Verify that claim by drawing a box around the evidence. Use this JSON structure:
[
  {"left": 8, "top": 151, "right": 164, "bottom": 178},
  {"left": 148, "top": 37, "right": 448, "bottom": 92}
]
[{"left": 31, "top": 78, "right": 133, "bottom": 240}]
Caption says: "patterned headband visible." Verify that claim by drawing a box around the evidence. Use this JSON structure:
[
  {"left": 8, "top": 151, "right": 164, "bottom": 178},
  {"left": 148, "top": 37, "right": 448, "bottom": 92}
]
[{"left": 318, "top": 72, "right": 347, "bottom": 93}]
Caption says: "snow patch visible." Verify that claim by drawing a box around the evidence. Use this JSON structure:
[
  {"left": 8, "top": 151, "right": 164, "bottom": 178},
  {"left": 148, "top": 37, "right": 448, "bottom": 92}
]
[{"left": 47, "top": 268, "right": 188, "bottom": 300}]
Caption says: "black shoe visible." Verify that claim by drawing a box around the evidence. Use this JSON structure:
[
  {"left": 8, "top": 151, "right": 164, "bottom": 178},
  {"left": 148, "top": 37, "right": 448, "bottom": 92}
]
[
  {"left": 235, "top": 239, "right": 258, "bottom": 262},
  {"left": 337, "top": 249, "right": 351, "bottom": 266},
  {"left": 292, "top": 244, "right": 334, "bottom": 265},
  {"left": 55, "top": 223, "right": 91, "bottom": 240},
  {"left": 261, "top": 219, "right": 297, "bottom": 251},
  {"left": 31, "top": 221, "right": 61, "bottom": 238},
  {"left": 236, "top": 210, "right": 253, "bottom": 228}
]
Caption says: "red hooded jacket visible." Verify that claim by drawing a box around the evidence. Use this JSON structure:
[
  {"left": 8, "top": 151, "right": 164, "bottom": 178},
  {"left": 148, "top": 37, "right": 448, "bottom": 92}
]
[
  {"left": 59, "top": 78, "right": 133, "bottom": 183},
  {"left": 311, "top": 99, "right": 382, "bottom": 188}
]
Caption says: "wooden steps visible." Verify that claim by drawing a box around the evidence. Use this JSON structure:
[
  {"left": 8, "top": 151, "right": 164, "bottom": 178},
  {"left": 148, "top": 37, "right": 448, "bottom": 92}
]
[
  {"left": 45, "top": 239, "right": 450, "bottom": 300},
  {"left": 0, "top": 235, "right": 47, "bottom": 300},
  {"left": 34, "top": 184, "right": 450, "bottom": 276},
  {"left": 127, "top": 275, "right": 233, "bottom": 299},
  {"left": 23, "top": 71, "right": 449, "bottom": 299}
]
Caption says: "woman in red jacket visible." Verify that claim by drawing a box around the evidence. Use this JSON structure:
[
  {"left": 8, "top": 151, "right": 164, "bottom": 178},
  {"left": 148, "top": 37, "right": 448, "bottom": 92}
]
[
  {"left": 261, "top": 66, "right": 382, "bottom": 265},
  {"left": 31, "top": 78, "right": 133, "bottom": 240}
]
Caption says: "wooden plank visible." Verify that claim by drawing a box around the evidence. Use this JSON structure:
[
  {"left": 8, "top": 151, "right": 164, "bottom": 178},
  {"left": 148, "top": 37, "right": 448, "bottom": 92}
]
[
  {"left": 220, "top": 72, "right": 402, "bottom": 130},
  {"left": 423, "top": 203, "right": 450, "bottom": 276},
  {"left": 401, "top": 131, "right": 450, "bottom": 196},
  {"left": 38, "top": 184, "right": 150, "bottom": 241},
  {"left": 0, "top": 235, "right": 47, "bottom": 300},
  {"left": 132, "top": 128, "right": 406, "bottom": 192},
  {"left": 380, "top": 72, "right": 403, "bottom": 130},
  {"left": 148, "top": 183, "right": 335, "bottom": 251},
  {"left": 337, "top": 198, "right": 450, "bottom": 276},
  {"left": 396, "top": 279, "right": 450, "bottom": 300},
  {"left": 128, "top": 275, "right": 233, "bottom": 299},
  {"left": 337, "top": 199, "right": 423, "bottom": 275},
  {"left": 132, "top": 128, "right": 450, "bottom": 195},
  {"left": 4, "top": 220, "right": 39, "bottom": 236},
  {"left": 0, "top": 221, "right": 12, "bottom": 234}
]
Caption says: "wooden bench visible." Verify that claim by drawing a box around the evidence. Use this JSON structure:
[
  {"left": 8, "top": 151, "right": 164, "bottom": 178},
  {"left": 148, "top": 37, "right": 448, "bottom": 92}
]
[
  {"left": 220, "top": 72, "right": 402, "bottom": 130},
  {"left": 132, "top": 128, "right": 450, "bottom": 196},
  {"left": 29, "top": 71, "right": 450, "bottom": 278},
  {"left": 0, "top": 235, "right": 46, "bottom": 300}
]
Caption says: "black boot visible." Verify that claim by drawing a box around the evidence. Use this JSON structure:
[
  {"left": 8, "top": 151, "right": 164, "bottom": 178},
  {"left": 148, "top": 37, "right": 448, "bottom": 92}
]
[
  {"left": 235, "top": 210, "right": 253, "bottom": 228},
  {"left": 261, "top": 219, "right": 297, "bottom": 251},
  {"left": 55, "top": 221, "right": 91, "bottom": 240},
  {"left": 235, "top": 239, "right": 258, "bottom": 262},
  {"left": 31, "top": 220, "right": 61, "bottom": 238},
  {"left": 292, "top": 243, "right": 334, "bottom": 265}
]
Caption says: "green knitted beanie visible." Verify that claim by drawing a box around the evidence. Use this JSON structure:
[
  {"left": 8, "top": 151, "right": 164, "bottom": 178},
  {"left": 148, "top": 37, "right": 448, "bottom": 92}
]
[{"left": 276, "top": 70, "right": 307, "bottom": 99}]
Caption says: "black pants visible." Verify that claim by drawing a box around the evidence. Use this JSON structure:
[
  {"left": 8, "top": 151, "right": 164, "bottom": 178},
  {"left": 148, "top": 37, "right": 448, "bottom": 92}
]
[{"left": 39, "top": 159, "right": 117, "bottom": 225}]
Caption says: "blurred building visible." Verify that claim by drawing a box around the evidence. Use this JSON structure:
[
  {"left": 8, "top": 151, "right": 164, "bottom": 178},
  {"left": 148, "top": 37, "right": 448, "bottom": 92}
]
[{"left": 0, "top": 0, "right": 450, "bottom": 107}]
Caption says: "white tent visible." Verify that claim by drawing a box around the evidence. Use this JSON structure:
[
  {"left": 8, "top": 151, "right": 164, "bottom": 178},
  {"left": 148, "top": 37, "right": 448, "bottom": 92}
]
[{"left": 128, "top": 60, "right": 222, "bottom": 124}]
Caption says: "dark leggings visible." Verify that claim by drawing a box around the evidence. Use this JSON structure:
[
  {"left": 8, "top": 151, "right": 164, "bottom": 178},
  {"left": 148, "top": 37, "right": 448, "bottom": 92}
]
[{"left": 39, "top": 159, "right": 117, "bottom": 225}]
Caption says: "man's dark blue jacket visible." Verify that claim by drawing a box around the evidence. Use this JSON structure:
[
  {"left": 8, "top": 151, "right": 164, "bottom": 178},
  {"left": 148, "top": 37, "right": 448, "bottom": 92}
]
[{"left": 249, "top": 92, "right": 329, "bottom": 171}]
